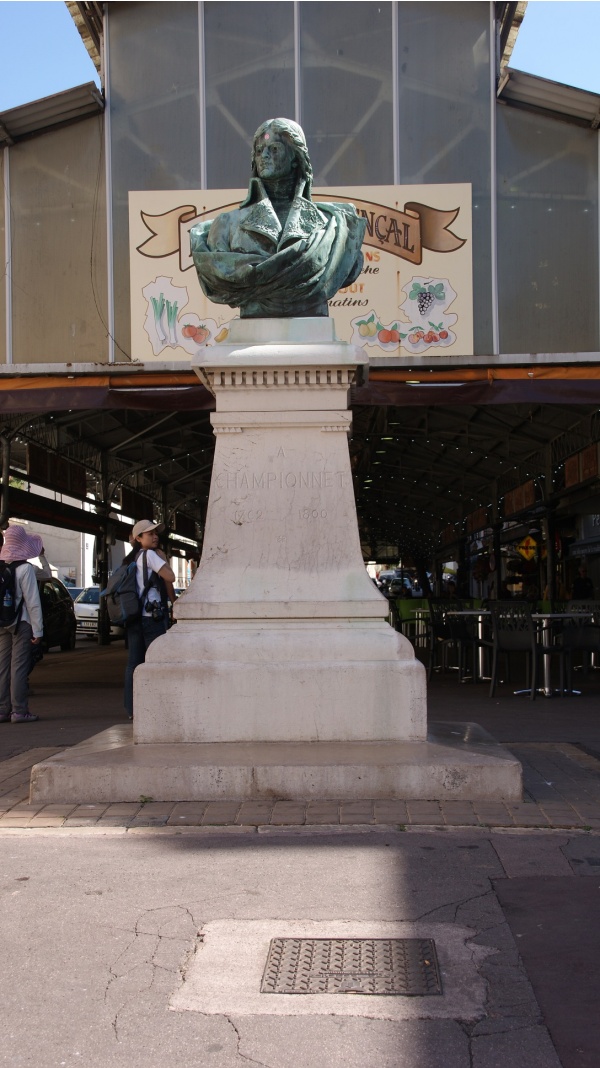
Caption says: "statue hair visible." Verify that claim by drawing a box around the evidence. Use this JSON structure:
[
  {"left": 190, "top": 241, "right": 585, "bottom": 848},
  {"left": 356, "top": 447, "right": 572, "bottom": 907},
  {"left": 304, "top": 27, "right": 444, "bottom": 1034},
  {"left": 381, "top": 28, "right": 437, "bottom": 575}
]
[{"left": 251, "top": 118, "right": 313, "bottom": 197}]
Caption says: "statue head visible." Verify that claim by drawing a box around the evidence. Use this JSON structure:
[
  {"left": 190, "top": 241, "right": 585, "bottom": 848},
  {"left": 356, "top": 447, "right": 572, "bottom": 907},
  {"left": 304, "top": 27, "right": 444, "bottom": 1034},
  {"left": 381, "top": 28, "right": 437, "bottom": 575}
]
[
  {"left": 251, "top": 118, "right": 313, "bottom": 197},
  {"left": 190, "top": 114, "right": 365, "bottom": 318}
]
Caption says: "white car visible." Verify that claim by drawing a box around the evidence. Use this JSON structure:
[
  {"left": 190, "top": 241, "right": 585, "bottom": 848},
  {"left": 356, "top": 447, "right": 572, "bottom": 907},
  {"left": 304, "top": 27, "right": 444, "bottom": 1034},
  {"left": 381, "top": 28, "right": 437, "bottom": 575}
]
[{"left": 74, "top": 587, "right": 124, "bottom": 639}]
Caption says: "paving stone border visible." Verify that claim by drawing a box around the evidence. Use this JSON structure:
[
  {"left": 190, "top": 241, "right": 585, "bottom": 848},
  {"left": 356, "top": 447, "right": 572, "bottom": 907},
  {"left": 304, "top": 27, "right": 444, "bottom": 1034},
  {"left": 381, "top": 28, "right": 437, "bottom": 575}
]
[{"left": 1, "top": 741, "right": 600, "bottom": 831}]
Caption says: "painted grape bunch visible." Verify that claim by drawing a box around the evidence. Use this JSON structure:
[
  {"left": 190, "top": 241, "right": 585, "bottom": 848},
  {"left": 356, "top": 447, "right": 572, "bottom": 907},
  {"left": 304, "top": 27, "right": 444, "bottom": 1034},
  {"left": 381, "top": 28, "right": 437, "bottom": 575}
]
[
  {"left": 417, "top": 291, "right": 435, "bottom": 316},
  {"left": 410, "top": 281, "right": 446, "bottom": 317}
]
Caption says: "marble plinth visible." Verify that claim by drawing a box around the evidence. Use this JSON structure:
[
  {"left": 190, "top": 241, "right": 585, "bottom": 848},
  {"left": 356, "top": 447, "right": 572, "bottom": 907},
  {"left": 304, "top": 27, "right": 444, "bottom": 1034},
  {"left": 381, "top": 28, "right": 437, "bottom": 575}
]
[
  {"left": 30, "top": 318, "right": 520, "bottom": 806},
  {"left": 134, "top": 621, "right": 424, "bottom": 744},
  {"left": 29, "top": 723, "right": 522, "bottom": 804},
  {"left": 133, "top": 317, "right": 429, "bottom": 748}
]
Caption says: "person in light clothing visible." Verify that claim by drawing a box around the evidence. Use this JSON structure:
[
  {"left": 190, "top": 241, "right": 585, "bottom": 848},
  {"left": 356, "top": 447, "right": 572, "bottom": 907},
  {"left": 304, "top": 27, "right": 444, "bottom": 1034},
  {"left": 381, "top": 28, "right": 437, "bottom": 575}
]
[
  {"left": 123, "top": 519, "right": 176, "bottom": 720},
  {"left": 0, "top": 525, "right": 44, "bottom": 723}
]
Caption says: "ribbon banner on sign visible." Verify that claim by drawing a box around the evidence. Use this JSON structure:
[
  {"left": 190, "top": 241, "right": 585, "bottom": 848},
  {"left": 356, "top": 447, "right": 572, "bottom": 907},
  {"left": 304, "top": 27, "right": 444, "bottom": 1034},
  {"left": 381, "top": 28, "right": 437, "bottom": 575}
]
[{"left": 137, "top": 198, "right": 466, "bottom": 273}]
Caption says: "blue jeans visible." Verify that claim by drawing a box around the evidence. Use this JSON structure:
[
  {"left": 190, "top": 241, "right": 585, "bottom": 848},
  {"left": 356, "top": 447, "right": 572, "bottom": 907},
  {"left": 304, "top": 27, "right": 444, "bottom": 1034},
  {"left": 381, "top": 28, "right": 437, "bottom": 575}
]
[{"left": 124, "top": 616, "right": 167, "bottom": 717}]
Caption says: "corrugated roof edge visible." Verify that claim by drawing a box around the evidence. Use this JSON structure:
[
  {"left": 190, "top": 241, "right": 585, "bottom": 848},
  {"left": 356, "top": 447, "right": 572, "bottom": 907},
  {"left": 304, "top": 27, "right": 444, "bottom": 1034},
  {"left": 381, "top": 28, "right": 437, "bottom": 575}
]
[
  {"left": 499, "top": 67, "right": 600, "bottom": 128},
  {"left": 0, "top": 82, "right": 104, "bottom": 147}
]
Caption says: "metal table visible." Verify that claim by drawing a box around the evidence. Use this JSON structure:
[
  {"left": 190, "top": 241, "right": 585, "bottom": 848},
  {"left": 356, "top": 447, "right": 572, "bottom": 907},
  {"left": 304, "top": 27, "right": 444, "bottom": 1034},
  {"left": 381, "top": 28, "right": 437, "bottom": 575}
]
[{"left": 532, "top": 612, "right": 594, "bottom": 697}]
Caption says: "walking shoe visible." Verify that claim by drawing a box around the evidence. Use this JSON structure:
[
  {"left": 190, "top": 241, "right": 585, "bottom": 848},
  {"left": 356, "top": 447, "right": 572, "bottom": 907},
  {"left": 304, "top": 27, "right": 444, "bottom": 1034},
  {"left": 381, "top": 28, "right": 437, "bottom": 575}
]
[
  {"left": 11, "top": 712, "right": 39, "bottom": 723},
  {"left": 0, "top": 714, "right": 10, "bottom": 722}
]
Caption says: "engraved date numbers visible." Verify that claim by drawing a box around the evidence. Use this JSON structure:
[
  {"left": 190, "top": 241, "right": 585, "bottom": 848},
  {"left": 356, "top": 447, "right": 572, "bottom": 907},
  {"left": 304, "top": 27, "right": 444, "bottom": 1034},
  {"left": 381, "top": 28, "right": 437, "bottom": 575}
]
[
  {"left": 299, "top": 508, "right": 328, "bottom": 520},
  {"left": 233, "top": 508, "right": 263, "bottom": 524}
]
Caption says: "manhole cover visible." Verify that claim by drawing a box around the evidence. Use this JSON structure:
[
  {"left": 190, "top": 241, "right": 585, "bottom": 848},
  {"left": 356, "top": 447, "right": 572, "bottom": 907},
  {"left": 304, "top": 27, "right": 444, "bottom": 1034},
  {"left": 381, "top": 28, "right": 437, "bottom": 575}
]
[{"left": 261, "top": 938, "right": 442, "bottom": 996}]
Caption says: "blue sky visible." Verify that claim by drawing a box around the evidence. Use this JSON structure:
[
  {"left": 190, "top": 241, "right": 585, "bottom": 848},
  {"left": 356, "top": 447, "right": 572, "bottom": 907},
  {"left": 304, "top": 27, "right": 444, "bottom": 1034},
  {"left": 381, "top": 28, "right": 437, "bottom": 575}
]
[
  {"left": 510, "top": 1, "right": 600, "bottom": 94},
  {"left": 0, "top": 1, "right": 100, "bottom": 111},
  {"left": 0, "top": 1, "right": 599, "bottom": 112}
]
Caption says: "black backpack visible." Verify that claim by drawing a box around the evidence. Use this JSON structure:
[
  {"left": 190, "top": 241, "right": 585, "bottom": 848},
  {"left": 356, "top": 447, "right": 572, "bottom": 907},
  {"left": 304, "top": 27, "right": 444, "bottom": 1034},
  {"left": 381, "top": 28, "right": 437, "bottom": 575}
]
[
  {"left": 0, "top": 560, "right": 26, "bottom": 628},
  {"left": 101, "top": 551, "right": 154, "bottom": 627}
]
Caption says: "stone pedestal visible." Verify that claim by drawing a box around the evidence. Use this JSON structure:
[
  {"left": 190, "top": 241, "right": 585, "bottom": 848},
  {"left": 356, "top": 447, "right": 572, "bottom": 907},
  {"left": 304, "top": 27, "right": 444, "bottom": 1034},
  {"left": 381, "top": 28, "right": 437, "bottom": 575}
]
[
  {"left": 134, "top": 317, "right": 426, "bottom": 745},
  {"left": 30, "top": 318, "right": 521, "bottom": 803}
]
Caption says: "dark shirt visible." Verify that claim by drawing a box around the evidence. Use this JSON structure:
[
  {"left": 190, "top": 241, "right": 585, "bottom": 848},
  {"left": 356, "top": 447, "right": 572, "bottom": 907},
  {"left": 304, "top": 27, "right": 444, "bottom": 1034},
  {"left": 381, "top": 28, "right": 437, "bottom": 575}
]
[{"left": 572, "top": 575, "right": 594, "bottom": 599}]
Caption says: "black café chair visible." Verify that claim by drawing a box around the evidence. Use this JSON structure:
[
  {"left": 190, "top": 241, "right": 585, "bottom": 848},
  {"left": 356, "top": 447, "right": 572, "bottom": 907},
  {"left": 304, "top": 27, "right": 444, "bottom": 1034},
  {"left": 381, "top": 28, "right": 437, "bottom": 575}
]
[
  {"left": 426, "top": 599, "right": 459, "bottom": 680},
  {"left": 488, "top": 600, "right": 569, "bottom": 700},
  {"left": 446, "top": 606, "right": 492, "bottom": 684},
  {"left": 559, "top": 600, "right": 600, "bottom": 689}
]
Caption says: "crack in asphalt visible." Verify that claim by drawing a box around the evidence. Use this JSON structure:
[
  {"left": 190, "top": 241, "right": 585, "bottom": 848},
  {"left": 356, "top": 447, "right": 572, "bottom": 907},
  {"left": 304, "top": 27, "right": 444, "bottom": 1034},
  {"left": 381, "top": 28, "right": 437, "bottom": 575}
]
[
  {"left": 415, "top": 886, "right": 496, "bottom": 925},
  {"left": 104, "top": 903, "right": 200, "bottom": 1043},
  {"left": 224, "top": 1015, "right": 278, "bottom": 1068},
  {"left": 458, "top": 1020, "right": 475, "bottom": 1068}
]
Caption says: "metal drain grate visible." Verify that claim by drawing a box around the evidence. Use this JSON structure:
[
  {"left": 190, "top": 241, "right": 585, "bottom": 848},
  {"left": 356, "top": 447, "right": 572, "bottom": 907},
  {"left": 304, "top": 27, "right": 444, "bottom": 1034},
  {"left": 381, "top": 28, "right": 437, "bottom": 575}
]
[{"left": 261, "top": 938, "right": 442, "bottom": 996}]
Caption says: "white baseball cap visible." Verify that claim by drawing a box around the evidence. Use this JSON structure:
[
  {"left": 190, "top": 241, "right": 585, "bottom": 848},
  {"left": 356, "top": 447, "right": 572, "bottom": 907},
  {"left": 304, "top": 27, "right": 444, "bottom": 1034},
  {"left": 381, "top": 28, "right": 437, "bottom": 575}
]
[{"left": 131, "top": 519, "right": 165, "bottom": 540}]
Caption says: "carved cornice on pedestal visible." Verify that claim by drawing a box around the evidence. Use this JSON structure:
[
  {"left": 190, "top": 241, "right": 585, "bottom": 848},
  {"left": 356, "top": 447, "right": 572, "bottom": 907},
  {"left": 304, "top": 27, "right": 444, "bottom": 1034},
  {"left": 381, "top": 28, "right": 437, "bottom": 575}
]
[{"left": 201, "top": 365, "right": 357, "bottom": 394}]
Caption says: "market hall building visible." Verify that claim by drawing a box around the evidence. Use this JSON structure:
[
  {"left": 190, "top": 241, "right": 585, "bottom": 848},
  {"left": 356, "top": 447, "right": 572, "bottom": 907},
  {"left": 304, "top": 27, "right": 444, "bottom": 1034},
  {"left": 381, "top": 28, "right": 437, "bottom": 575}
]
[{"left": 1, "top": 1, "right": 600, "bottom": 605}]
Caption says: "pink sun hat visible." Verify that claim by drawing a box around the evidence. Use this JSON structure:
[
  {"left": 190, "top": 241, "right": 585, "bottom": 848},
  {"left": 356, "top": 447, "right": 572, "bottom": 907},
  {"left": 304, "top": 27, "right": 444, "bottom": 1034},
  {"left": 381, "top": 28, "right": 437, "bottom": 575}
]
[{"left": 0, "top": 525, "right": 44, "bottom": 562}]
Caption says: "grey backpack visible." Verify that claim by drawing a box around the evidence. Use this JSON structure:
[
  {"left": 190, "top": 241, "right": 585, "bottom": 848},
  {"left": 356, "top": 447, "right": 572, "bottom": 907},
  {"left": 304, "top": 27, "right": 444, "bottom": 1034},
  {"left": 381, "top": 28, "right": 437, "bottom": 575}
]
[{"left": 101, "top": 552, "right": 153, "bottom": 627}]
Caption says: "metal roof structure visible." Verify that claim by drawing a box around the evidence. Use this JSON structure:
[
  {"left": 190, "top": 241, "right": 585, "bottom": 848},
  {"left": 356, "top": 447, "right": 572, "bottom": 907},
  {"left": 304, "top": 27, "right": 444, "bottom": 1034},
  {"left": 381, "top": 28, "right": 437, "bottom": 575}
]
[
  {"left": 498, "top": 68, "right": 600, "bottom": 128},
  {"left": 1, "top": 376, "right": 598, "bottom": 562},
  {"left": 67, "top": 1, "right": 528, "bottom": 88},
  {"left": 0, "top": 82, "right": 103, "bottom": 148},
  {"left": 350, "top": 396, "right": 600, "bottom": 561}
]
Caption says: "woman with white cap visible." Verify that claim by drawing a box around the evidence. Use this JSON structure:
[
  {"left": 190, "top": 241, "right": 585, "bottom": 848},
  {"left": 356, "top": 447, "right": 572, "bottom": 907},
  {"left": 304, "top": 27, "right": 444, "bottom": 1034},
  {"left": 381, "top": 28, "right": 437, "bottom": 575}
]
[
  {"left": 0, "top": 525, "right": 44, "bottom": 723},
  {"left": 123, "top": 519, "right": 176, "bottom": 720}
]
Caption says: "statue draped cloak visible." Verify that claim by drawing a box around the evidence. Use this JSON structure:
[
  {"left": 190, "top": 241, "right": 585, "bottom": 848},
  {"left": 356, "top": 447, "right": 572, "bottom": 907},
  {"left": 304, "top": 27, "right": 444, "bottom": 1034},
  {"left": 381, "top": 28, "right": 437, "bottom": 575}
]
[{"left": 190, "top": 177, "right": 366, "bottom": 318}]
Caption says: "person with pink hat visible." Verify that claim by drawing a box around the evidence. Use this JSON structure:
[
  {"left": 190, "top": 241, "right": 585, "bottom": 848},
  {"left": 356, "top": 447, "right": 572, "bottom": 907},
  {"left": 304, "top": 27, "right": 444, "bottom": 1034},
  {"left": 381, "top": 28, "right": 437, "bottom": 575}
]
[{"left": 0, "top": 525, "right": 44, "bottom": 723}]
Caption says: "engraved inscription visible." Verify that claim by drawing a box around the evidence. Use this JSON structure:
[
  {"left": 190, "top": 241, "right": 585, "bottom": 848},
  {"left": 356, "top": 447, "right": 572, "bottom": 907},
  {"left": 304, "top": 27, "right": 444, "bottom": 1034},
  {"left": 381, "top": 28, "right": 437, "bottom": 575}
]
[
  {"left": 299, "top": 509, "right": 328, "bottom": 520},
  {"left": 233, "top": 509, "right": 263, "bottom": 524},
  {"left": 215, "top": 470, "right": 349, "bottom": 491}
]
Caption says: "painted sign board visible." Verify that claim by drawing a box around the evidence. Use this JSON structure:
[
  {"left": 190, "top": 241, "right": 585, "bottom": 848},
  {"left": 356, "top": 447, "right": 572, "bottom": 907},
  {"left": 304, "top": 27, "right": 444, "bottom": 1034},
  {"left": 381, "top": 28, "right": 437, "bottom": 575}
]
[{"left": 129, "top": 184, "right": 473, "bottom": 361}]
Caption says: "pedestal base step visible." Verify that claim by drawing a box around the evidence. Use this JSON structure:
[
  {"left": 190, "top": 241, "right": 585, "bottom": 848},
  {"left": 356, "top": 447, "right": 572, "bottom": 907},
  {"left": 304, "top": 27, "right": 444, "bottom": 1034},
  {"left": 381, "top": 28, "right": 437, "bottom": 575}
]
[{"left": 30, "top": 722, "right": 521, "bottom": 803}]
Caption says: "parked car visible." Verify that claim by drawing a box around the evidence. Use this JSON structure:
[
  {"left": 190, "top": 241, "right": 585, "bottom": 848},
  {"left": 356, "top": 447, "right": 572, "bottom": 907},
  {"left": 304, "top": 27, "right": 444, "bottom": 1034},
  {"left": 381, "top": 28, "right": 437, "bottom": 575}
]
[
  {"left": 377, "top": 570, "right": 399, "bottom": 590},
  {"left": 74, "top": 586, "right": 125, "bottom": 640},
  {"left": 389, "top": 576, "right": 415, "bottom": 598},
  {"left": 379, "top": 569, "right": 424, "bottom": 599},
  {"left": 65, "top": 586, "right": 84, "bottom": 601},
  {"left": 37, "top": 576, "right": 77, "bottom": 651}
]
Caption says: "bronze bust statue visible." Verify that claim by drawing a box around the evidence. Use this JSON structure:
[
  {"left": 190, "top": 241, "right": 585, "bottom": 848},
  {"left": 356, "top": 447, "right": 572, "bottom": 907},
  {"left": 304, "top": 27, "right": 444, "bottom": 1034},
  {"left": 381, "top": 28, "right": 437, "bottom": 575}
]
[{"left": 190, "top": 118, "right": 366, "bottom": 318}]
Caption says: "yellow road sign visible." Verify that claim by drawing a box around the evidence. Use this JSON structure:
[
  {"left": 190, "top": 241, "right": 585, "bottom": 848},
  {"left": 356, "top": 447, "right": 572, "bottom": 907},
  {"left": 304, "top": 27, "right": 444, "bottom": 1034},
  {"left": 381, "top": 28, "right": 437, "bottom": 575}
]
[{"left": 517, "top": 536, "right": 537, "bottom": 561}]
